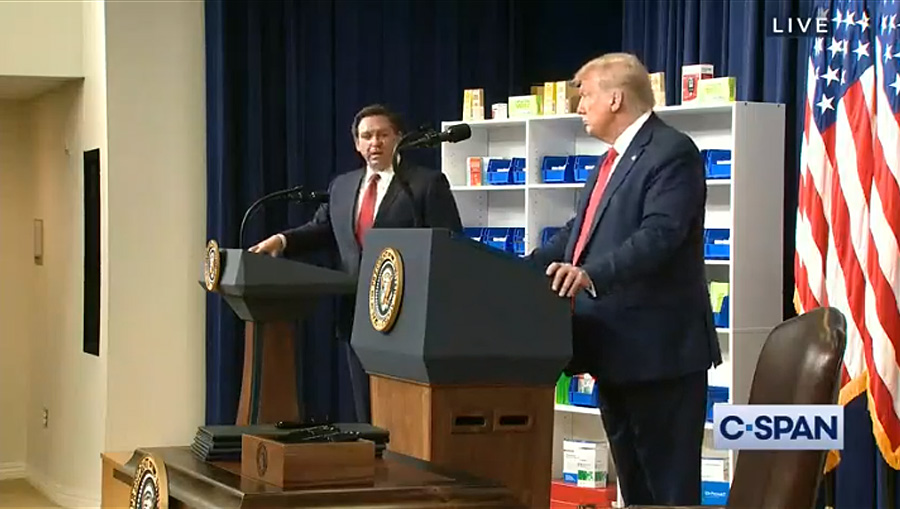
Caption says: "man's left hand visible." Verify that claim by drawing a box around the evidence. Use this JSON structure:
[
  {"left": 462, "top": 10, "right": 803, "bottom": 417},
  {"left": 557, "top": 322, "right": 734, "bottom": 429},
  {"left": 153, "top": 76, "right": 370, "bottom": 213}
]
[{"left": 546, "top": 262, "right": 593, "bottom": 298}]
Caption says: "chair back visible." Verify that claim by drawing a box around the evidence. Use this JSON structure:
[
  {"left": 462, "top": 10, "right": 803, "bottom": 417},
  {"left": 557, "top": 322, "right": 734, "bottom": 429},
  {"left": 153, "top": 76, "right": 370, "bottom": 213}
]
[{"left": 727, "top": 306, "right": 846, "bottom": 509}]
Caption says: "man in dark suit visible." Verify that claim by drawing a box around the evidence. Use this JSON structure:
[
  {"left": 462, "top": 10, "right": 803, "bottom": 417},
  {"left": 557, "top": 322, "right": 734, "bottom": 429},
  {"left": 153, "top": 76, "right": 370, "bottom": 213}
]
[
  {"left": 528, "top": 53, "right": 722, "bottom": 506},
  {"left": 250, "top": 104, "right": 463, "bottom": 422}
]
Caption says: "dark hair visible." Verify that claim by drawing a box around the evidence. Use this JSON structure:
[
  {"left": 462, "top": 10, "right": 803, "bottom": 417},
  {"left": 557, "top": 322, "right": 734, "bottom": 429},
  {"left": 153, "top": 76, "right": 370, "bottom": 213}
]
[{"left": 351, "top": 104, "right": 404, "bottom": 139}]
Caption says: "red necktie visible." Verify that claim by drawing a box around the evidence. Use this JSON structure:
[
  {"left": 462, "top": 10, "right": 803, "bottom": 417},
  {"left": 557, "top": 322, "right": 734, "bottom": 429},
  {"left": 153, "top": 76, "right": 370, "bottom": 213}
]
[
  {"left": 571, "top": 148, "right": 618, "bottom": 266},
  {"left": 355, "top": 174, "right": 380, "bottom": 246}
]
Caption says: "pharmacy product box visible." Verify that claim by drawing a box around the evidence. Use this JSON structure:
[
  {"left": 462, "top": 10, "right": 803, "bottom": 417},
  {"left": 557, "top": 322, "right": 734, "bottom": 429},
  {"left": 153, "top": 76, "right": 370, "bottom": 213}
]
[
  {"left": 462, "top": 89, "right": 485, "bottom": 121},
  {"left": 649, "top": 72, "right": 666, "bottom": 107},
  {"left": 563, "top": 440, "right": 609, "bottom": 488},
  {"left": 682, "top": 64, "right": 714, "bottom": 104},
  {"left": 698, "top": 77, "right": 736, "bottom": 104},
  {"left": 467, "top": 156, "right": 484, "bottom": 186},
  {"left": 508, "top": 95, "right": 542, "bottom": 117}
]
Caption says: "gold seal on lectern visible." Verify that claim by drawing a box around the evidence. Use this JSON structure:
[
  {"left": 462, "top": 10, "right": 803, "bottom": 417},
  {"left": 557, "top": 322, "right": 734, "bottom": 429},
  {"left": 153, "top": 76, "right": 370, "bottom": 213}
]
[
  {"left": 368, "top": 247, "right": 404, "bottom": 333},
  {"left": 204, "top": 239, "right": 222, "bottom": 292},
  {"left": 129, "top": 453, "right": 169, "bottom": 509}
]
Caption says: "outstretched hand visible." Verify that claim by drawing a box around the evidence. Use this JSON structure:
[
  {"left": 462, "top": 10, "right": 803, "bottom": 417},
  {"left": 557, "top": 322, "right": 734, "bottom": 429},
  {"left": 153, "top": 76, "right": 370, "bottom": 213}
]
[
  {"left": 248, "top": 235, "right": 284, "bottom": 257},
  {"left": 546, "top": 262, "right": 593, "bottom": 298}
]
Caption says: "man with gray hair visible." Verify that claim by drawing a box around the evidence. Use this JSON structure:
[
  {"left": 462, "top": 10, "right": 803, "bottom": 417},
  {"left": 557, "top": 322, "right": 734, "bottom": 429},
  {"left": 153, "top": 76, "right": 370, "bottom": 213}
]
[{"left": 528, "top": 53, "right": 721, "bottom": 506}]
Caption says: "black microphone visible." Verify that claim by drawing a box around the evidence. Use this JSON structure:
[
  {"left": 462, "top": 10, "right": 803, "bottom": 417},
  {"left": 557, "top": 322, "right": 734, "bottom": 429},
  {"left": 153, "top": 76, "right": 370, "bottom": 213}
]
[
  {"left": 399, "top": 123, "right": 472, "bottom": 149},
  {"left": 239, "top": 186, "right": 329, "bottom": 249}
]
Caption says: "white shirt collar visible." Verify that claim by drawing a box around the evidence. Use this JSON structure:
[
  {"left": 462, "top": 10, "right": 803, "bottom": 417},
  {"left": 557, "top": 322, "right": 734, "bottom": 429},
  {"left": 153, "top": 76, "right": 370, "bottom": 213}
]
[
  {"left": 364, "top": 165, "right": 394, "bottom": 181},
  {"left": 611, "top": 110, "right": 652, "bottom": 156}
]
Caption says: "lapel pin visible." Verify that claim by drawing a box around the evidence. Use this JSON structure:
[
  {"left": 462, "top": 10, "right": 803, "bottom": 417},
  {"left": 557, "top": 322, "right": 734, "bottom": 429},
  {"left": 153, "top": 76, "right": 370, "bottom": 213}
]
[{"left": 631, "top": 155, "right": 637, "bottom": 161}]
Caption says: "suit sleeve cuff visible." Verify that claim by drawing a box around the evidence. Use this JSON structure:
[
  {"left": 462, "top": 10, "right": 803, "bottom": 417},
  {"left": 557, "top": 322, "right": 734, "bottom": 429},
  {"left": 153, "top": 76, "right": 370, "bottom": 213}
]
[
  {"left": 585, "top": 280, "right": 597, "bottom": 299},
  {"left": 277, "top": 233, "right": 287, "bottom": 250}
]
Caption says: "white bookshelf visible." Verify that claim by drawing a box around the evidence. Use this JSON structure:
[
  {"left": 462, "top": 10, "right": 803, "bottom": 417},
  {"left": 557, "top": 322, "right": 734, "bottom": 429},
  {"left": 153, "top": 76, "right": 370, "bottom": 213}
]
[{"left": 440, "top": 102, "right": 785, "bottom": 506}]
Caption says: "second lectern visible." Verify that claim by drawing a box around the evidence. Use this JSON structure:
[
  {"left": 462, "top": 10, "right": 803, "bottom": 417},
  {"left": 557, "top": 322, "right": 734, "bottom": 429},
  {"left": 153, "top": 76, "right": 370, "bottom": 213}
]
[
  {"left": 351, "top": 228, "right": 572, "bottom": 509},
  {"left": 203, "top": 242, "right": 356, "bottom": 425}
]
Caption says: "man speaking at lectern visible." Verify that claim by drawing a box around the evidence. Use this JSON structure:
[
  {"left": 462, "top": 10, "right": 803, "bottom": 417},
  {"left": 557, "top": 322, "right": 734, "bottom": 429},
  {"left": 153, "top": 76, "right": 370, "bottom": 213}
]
[
  {"left": 528, "top": 53, "right": 721, "bottom": 506},
  {"left": 250, "top": 104, "right": 464, "bottom": 422}
]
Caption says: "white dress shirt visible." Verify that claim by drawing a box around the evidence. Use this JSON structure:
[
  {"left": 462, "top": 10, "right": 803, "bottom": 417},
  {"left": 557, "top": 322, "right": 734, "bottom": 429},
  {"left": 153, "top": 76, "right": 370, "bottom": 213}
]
[
  {"left": 277, "top": 165, "right": 395, "bottom": 251},
  {"left": 356, "top": 166, "right": 394, "bottom": 219}
]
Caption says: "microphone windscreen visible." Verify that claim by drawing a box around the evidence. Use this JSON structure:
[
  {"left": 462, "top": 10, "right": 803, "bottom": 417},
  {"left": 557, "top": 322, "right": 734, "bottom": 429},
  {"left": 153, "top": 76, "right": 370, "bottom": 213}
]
[{"left": 448, "top": 123, "right": 472, "bottom": 143}]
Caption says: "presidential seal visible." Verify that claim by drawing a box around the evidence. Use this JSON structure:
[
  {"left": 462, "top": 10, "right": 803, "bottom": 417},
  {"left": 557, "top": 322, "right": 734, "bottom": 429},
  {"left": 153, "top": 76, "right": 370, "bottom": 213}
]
[
  {"left": 129, "top": 453, "right": 169, "bottom": 509},
  {"left": 256, "top": 442, "right": 268, "bottom": 477},
  {"left": 368, "top": 247, "right": 404, "bottom": 333},
  {"left": 203, "top": 239, "right": 222, "bottom": 292}
]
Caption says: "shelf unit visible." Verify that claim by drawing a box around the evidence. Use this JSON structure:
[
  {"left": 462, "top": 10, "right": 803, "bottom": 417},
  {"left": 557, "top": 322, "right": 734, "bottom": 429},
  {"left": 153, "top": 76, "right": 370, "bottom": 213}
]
[{"left": 440, "top": 102, "right": 785, "bottom": 506}]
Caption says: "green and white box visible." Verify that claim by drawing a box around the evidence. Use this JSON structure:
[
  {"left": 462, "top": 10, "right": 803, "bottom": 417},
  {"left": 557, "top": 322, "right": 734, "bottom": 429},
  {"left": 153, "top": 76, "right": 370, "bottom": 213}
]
[{"left": 563, "top": 439, "right": 609, "bottom": 487}]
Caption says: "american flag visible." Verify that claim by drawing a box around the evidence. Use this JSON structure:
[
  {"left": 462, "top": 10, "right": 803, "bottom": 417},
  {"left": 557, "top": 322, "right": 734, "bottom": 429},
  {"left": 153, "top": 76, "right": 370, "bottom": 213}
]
[{"left": 795, "top": 0, "right": 900, "bottom": 471}]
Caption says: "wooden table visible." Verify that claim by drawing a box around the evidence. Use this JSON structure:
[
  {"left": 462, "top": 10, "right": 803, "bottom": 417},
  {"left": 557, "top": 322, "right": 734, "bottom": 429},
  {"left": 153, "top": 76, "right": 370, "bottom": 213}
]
[{"left": 102, "top": 446, "right": 525, "bottom": 508}]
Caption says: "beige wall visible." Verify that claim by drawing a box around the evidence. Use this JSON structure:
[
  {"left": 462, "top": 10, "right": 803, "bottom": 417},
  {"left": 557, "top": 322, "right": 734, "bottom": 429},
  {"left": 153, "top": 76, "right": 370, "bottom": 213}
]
[
  {"left": 0, "top": 0, "right": 207, "bottom": 506},
  {"left": 0, "top": 0, "right": 82, "bottom": 78},
  {"left": 0, "top": 101, "right": 34, "bottom": 480},
  {"left": 103, "top": 0, "right": 207, "bottom": 452}
]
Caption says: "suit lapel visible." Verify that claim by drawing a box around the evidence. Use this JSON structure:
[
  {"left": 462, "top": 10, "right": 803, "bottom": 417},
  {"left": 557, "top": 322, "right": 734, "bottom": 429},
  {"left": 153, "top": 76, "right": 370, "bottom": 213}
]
[
  {"left": 373, "top": 176, "right": 402, "bottom": 226},
  {"left": 334, "top": 169, "right": 364, "bottom": 254},
  {"left": 566, "top": 116, "right": 657, "bottom": 261}
]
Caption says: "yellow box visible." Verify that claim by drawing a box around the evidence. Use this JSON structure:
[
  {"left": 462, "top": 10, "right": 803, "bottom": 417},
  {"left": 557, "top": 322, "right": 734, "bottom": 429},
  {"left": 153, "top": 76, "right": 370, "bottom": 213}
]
[
  {"left": 554, "top": 81, "right": 579, "bottom": 114},
  {"left": 543, "top": 82, "right": 556, "bottom": 116},
  {"left": 508, "top": 95, "right": 542, "bottom": 117},
  {"left": 470, "top": 88, "right": 485, "bottom": 120},
  {"left": 649, "top": 72, "right": 666, "bottom": 108},
  {"left": 697, "top": 77, "right": 736, "bottom": 104},
  {"left": 462, "top": 89, "right": 472, "bottom": 121}
]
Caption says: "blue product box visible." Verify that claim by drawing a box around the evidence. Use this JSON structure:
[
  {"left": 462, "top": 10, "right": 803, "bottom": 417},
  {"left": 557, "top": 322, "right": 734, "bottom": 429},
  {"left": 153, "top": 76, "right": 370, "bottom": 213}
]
[
  {"left": 703, "top": 149, "right": 732, "bottom": 179},
  {"left": 574, "top": 155, "right": 602, "bottom": 182},
  {"left": 511, "top": 157, "right": 526, "bottom": 184},
  {"left": 485, "top": 158, "right": 513, "bottom": 185},
  {"left": 704, "top": 228, "right": 730, "bottom": 260},
  {"left": 541, "top": 156, "right": 573, "bottom": 183},
  {"left": 701, "top": 481, "right": 729, "bottom": 505}
]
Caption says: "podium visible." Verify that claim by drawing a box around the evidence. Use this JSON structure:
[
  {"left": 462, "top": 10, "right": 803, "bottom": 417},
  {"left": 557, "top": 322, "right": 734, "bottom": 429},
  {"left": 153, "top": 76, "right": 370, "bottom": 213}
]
[
  {"left": 202, "top": 242, "right": 356, "bottom": 425},
  {"left": 351, "top": 228, "right": 572, "bottom": 509}
]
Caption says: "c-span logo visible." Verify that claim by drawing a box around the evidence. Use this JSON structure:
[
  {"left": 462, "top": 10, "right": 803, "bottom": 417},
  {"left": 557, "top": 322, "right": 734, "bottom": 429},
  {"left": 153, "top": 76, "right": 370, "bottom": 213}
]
[{"left": 712, "top": 404, "right": 843, "bottom": 450}]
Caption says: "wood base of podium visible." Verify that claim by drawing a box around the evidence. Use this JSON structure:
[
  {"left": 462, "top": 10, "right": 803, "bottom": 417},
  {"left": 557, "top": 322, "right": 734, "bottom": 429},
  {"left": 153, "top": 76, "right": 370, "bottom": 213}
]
[
  {"left": 369, "top": 374, "right": 554, "bottom": 509},
  {"left": 236, "top": 321, "right": 300, "bottom": 425}
]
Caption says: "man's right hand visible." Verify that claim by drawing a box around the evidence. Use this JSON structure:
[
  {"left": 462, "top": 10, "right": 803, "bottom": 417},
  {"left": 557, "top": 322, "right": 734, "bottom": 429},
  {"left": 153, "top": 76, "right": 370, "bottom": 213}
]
[{"left": 248, "top": 234, "right": 285, "bottom": 257}]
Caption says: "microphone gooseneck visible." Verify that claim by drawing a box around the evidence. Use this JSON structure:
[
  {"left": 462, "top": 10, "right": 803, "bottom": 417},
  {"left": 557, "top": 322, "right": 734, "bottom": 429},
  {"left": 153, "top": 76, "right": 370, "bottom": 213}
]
[{"left": 239, "top": 186, "right": 330, "bottom": 249}]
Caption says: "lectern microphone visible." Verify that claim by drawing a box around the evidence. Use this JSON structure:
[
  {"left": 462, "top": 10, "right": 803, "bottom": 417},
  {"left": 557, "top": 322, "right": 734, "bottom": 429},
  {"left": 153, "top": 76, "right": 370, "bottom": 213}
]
[
  {"left": 388, "top": 123, "right": 472, "bottom": 229},
  {"left": 399, "top": 123, "right": 472, "bottom": 150},
  {"left": 239, "top": 186, "right": 330, "bottom": 248}
]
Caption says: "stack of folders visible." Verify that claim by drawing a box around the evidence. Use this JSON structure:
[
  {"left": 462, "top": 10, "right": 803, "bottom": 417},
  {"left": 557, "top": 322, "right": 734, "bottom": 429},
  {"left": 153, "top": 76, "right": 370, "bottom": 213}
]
[{"left": 191, "top": 423, "right": 391, "bottom": 462}]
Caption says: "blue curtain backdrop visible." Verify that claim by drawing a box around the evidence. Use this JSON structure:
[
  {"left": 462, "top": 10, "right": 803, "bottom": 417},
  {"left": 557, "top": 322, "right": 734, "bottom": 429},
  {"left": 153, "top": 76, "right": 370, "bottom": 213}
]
[
  {"left": 204, "top": 0, "right": 622, "bottom": 426},
  {"left": 623, "top": 1, "right": 895, "bottom": 508}
]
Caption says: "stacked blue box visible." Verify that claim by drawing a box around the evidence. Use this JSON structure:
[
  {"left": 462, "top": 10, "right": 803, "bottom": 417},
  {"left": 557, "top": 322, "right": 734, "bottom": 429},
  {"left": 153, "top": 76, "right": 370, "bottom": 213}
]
[
  {"left": 574, "top": 155, "right": 602, "bottom": 182},
  {"left": 463, "top": 227, "right": 484, "bottom": 243},
  {"left": 704, "top": 228, "right": 730, "bottom": 260},
  {"left": 511, "top": 157, "right": 526, "bottom": 184},
  {"left": 706, "top": 386, "right": 729, "bottom": 422},
  {"left": 702, "top": 149, "right": 732, "bottom": 179},
  {"left": 483, "top": 227, "right": 513, "bottom": 251},
  {"left": 512, "top": 228, "right": 525, "bottom": 256},
  {"left": 714, "top": 295, "right": 730, "bottom": 328},
  {"left": 541, "top": 156, "right": 574, "bottom": 183},
  {"left": 568, "top": 375, "right": 599, "bottom": 408},
  {"left": 541, "top": 226, "right": 562, "bottom": 247},
  {"left": 701, "top": 481, "right": 729, "bottom": 505},
  {"left": 485, "top": 158, "right": 513, "bottom": 185}
]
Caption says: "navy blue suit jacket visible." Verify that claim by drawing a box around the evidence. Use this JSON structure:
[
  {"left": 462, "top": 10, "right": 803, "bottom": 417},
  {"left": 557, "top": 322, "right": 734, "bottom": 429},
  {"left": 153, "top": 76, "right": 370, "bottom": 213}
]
[
  {"left": 281, "top": 163, "right": 463, "bottom": 280},
  {"left": 529, "top": 113, "right": 722, "bottom": 385}
]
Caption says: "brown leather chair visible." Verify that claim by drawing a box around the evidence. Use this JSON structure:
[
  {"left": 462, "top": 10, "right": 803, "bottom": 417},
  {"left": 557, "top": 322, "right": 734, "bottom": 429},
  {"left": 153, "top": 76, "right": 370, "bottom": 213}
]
[{"left": 628, "top": 306, "right": 847, "bottom": 509}]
